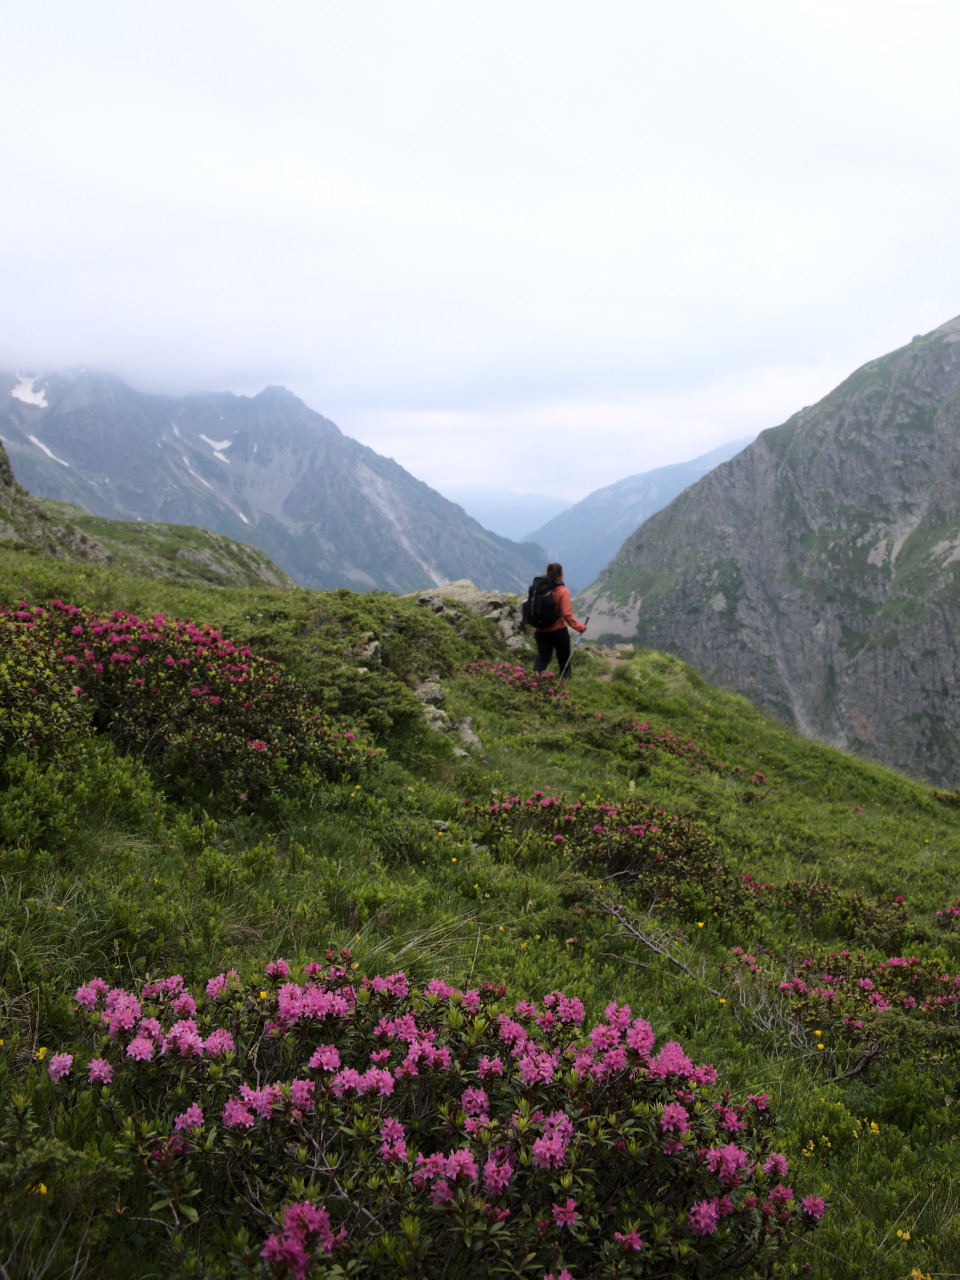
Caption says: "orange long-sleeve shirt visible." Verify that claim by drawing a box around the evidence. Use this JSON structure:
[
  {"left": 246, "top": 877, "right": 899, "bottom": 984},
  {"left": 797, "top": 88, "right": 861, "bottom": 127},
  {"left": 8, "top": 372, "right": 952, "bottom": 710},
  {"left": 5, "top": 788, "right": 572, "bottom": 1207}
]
[{"left": 535, "top": 583, "right": 586, "bottom": 633}]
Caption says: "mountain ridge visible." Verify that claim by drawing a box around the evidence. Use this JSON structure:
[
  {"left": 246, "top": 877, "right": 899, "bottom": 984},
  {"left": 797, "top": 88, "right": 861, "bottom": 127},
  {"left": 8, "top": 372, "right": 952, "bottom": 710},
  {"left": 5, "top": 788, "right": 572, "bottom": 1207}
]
[
  {"left": 0, "top": 435, "right": 298, "bottom": 589},
  {"left": 1, "top": 369, "right": 546, "bottom": 593},
  {"left": 524, "top": 436, "right": 754, "bottom": 590},
  {"left": 579, "top": 314, "right": 960, "bottom": 785}
]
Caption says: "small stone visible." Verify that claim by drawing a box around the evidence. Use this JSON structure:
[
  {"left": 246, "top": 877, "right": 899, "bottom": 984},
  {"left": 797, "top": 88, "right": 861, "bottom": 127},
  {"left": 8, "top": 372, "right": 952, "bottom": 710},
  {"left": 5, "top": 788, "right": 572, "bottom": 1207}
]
[
  {"left": 414, "top": 680, "right": 445, "bottom": 706},
  {"left": 423, "top": 706, "right": 452, "bottom": 733}
]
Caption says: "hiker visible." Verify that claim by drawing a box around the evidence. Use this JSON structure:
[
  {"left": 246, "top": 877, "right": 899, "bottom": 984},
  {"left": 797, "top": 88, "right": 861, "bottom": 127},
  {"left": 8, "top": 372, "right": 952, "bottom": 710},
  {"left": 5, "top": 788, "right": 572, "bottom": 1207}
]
[{"left": 530, "top": 562, "right": 587, "bottom": 678}]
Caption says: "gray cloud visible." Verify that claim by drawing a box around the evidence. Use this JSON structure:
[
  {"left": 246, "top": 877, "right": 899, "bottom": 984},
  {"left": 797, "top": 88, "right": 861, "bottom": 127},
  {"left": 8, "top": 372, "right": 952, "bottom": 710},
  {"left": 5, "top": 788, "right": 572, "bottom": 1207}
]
[{"left": 3, "top": 0, "right": 959, "bottom": 499}]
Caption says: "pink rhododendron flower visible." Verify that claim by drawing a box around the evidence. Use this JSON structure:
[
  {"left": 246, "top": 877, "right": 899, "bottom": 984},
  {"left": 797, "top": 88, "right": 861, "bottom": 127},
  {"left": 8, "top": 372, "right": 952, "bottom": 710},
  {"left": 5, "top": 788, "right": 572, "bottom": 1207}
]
[
  {"left": 104, "top": 990, "right": 142, "bottom": 1038},
  {"left": 706, "top": 1142, "right": 749, "bottom": 1183},
  {"left": 47, "top": 1052, "right": 72, "bottom": 1083},
  {"left": 552, "top": 1198, "right": 579, "bottom": 1227},
  {"left": 163, "top": 1019, "right": 204, "bottom": 1057},
  {"left": 222, "top": 1099, "right": 255, "bottom": 1129},
  {"left": 261, "top": 1200, "right": 336, "bottom": 1280},
  {"left": 240, "top": 1083, "right": 281, "bottom": 1117},
  {"left": 431, "top": 1179, "right": 454, "bottom": 1205},
  {"left": 589, "top": 1023, "right": 620, "bottom": 1050},
  {"left": 446, "top": 1149, "right": 479, "bottom": 1182},
  {"left": 204, "top": 1028, "right": 235, "bottom": 1057},
  {"left": 801, "top": 1194, "right": 826, "bottom": 1220},
  {"left": 626, "top": 1017, "right": 655, "bottom": 1056},
  {"left": 171, "top": 992, "right": 197, "bottom": 1018},
  {"left": 532, "top": 1134, "right": 567, "bottom": 1170},
  {"left": 206, "top": 970, "right": 238, "bottom": 998},
  {"left": 764, "top": 1152, "right": 789, "bottom": 1178},
  {"left": 261, "top": 1232, "right": 311, "bottom": 1279},
  {"left": 603, "top": 1000, "right": 633, "bottom": 1030},
  {"left": 75, "top": 978, "right": 109, "bottom": 1009},
  {"left": 126, "top": 1036, "right": 154, "bottom": 1062},
  {"left": 308, "top": 1043, "right": 341, "bottom": 1072},
  {"left": 137, "top": 1016, "right": 163, "bottom": 1043},
  {"left": 462, "top": 1086, "right": 489, "bottom": 1116},
  {"left": 649, "top": 1041, "right": 694, "bottom": 1079},
  {"left": 483, "top": 1155, "right": 514, "bottom": 1193},
  {"left": 614, "top": 1229, "right": 643, "bottom": 1251},
  {"left": 660, "top": 1102, "right": 690, "bottom": 1133},
  {"left": 174, "top": 1103, "right": 204, "bottom": 1132},
  {"left": 88, "top": 1057, "right": 113, "bottom": 1084},
  {"left": 688, "top": 1197, "right": 720, "bottom": 1236},
  {"left": 289, "top": 1078, "right": 315, "bottom": 1111}
]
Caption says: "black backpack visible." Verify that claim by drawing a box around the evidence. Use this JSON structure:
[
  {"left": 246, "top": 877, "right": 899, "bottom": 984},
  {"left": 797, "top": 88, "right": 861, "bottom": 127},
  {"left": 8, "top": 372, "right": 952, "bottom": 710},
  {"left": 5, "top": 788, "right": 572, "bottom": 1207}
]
[{"left": 522, "top": 576, "right": 558, "bottom": 629}]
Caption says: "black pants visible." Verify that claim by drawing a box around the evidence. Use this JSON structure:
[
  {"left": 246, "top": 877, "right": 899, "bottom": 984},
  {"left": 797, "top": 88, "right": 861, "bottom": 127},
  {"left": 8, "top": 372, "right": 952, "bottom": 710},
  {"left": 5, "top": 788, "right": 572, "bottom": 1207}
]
[{"left": 533, "top": 627, "right": 572, "bottom": 677}]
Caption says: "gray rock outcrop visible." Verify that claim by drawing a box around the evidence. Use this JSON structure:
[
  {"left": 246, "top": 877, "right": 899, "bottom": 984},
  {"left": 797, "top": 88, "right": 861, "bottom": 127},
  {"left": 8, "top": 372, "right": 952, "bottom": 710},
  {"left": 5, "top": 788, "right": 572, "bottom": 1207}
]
[{"left": 413, "top": 581, "right": 530, "bottom": 649}]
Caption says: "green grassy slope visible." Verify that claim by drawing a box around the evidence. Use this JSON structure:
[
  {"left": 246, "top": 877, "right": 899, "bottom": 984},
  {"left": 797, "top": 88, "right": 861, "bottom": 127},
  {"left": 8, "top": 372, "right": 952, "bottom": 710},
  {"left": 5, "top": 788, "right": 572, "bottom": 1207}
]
[
  {"left": 2, "top": 548, "right": 959, "bottom": 1278},
  {"left": 31, "top": 498, "right": 298, "bottom": 589}
]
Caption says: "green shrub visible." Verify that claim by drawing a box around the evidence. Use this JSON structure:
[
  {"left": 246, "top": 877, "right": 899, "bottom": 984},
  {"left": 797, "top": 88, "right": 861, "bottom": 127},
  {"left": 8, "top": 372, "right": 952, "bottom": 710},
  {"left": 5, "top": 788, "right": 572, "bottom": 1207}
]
[
  {"left": 0, "top": 612, "right": 92, "bottom": 772},
  {"left": 2, "top": 601, "right": 373, "bottom": 811},
  {"left": 16, "top": 963, "right": 822, "bottom": 1278}
]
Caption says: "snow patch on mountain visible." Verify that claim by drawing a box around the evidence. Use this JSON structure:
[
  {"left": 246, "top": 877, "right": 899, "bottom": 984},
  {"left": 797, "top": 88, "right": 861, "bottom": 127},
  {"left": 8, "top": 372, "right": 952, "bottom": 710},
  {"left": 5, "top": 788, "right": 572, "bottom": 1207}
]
[
  {"left": 181, "top": 456, "right": 214, "bottom": 491},
  {"left": 11, "top": 376, "right": 48, "bottom": 408},
  {"left": 28, "top": 435, "right": 69, "bottom": 467}
]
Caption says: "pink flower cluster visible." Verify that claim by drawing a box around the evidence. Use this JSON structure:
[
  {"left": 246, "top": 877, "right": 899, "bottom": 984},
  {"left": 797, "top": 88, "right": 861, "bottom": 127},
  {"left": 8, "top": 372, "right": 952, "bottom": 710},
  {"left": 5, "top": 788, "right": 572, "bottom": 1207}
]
[
  {"left": 55, "top": 961, "right": 820, "bottom": 1276},
  {"left": 463, "top": 659, "right": 574, "bottom": 704},
  {"left": 261, "top": 1201, "right": 340, "bottom": 1280},
  {"left": 737, "top": 944, "right": 960, "bottom": 1036}
]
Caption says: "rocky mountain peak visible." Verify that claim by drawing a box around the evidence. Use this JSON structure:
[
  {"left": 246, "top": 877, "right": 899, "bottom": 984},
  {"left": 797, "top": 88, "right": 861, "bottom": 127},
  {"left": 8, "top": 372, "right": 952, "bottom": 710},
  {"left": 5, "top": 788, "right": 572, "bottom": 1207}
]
[
  {"left": 579, "top": 315, "right": 960, "bottom": 785},
  {"left": 1, "top": 368, "right": 545, "bottom": 593}
]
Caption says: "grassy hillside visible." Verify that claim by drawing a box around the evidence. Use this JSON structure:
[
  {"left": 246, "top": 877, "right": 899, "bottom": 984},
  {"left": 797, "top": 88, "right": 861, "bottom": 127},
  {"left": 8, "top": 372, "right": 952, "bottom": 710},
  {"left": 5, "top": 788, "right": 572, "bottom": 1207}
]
[
  {"left": 31, "top": 498, "right": 298, "bottom": 589},
  {"left": 2, "top": 545, "right": 959, "bottom": 1278}
]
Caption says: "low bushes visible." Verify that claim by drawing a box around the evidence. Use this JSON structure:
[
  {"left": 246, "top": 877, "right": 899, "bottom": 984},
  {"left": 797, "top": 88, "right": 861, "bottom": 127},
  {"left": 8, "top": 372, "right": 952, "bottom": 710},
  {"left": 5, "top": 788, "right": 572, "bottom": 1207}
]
[
  {"left": 10, "top": 962, "right": 822, "bottom": 1278},
  {"left": 1, "top": 602, "right": 371, "bottom": 810}
]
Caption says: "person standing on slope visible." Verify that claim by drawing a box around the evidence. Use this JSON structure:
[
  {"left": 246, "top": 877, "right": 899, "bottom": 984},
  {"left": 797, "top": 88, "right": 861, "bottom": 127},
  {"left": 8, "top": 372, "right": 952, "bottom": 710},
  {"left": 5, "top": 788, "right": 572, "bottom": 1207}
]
[{"left": 532, "top": 562, "right": 586, "bottom": 678}]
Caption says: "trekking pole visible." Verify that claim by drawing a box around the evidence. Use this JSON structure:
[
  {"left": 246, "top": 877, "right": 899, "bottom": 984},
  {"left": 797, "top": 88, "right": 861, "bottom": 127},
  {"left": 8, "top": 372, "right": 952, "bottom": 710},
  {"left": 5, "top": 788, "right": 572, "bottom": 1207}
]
[{"left": 559, "top": 616, "right": 589, "bottom": 680}]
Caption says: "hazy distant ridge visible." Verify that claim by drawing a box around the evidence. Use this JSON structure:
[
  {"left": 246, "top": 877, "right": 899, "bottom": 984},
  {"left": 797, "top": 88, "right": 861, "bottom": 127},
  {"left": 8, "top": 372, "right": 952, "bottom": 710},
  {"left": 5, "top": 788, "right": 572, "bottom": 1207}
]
[{"left": 525, "top": 438, "right": 754, "bottom": 591}]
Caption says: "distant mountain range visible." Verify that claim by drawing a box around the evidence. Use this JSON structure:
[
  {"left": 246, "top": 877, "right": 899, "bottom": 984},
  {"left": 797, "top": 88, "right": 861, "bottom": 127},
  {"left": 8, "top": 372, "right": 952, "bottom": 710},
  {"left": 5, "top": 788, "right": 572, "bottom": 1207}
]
[
  {"left": 580, "top": 315, "right": 960, "bottom": 786},
  {"left": 0, "top": 370, "right": 546, "bottom": 593},
  {"left": 0, "top": 437, "right": 296, "bottom": 589},
  {"left": 524, "top": 438, "right": 754, "bottom": 591}
]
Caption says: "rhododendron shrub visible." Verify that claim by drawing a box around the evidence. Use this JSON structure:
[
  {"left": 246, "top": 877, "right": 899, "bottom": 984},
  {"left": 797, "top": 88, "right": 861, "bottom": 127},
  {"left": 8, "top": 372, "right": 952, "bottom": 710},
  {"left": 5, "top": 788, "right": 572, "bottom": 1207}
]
[
  {"left": 739, "top": 877, "right": 908, "bottom": 952},
  {"left": 0, "top": 613, "right": 92, "bottom": 769},
  {"left": 481, "top": 791, "right": 751, "bottom": 924},
  {"left": 463, "top": 659, "right": 575, "bottom": 706},
  {"left": 728, "top": 945, "right": 960, "bottom": 1076},
  {"left": 571, "top": 715, "right": 719, "bottom": 773},
  {"left": 1, "top": 601, "right": 371, "bottom": 806},
  {"left": 42, "top": 962, "right": 820, "bottom": 1277}
]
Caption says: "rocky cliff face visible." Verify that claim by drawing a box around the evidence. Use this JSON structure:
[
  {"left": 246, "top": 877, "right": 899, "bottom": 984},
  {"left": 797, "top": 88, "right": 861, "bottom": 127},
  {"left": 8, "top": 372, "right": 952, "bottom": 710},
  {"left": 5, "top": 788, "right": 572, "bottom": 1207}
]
[
  {"left": 579, "top": 316, "right": 960, "bottom": 785},
  {"left": 0, "top": 371, "right": 546, "bottom": 592}
]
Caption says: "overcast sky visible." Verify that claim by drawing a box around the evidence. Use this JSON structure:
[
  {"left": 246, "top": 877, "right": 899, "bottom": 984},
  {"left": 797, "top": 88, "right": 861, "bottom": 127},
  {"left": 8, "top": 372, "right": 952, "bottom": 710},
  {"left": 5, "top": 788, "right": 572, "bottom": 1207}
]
[{"left": 3, "top": 1, "right": 960, "bottom": 502}]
